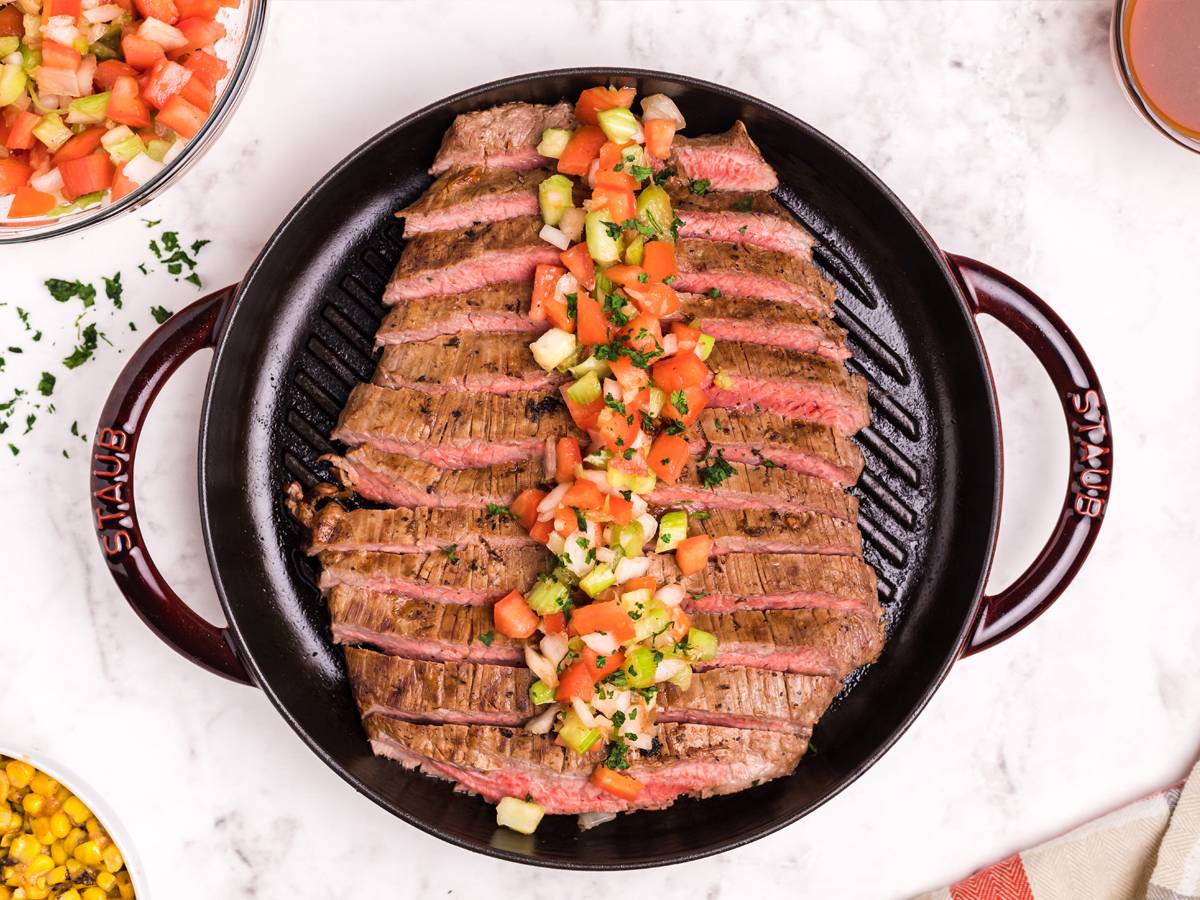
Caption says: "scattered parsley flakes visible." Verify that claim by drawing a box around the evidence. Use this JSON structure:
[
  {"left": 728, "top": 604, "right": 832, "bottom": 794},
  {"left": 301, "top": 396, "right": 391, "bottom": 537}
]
[
  {"left": 7, "top": 444, "right": 17, "bottom": 456},
  {"left": 629, "top": 164, "right": 653, "bottom": 181},
  {"left": 565, "top": 291, "right": 577, "bottom": 319},
  {"left": 738, "top": 225, "right": 748, "bottom": 235},
  {"left": 752, "top": 449, "right": 780, "bottom": 469},
  {"left": 706, "top": 287, "right": 723, "bottom": 299},
  {"left": 698, "top": 450, "right": 735, "bottom": 488},
  {"left": 45, "top": 279, "right": 96, "bottom": 306},
  {"left": 103, "top": 272, "right": 123, "bottom": 308},
  {"left": 62, "top": 324, "right": 99, "bottom": 369},
  {"left": 444, "top": 544, "right": 459, "bottom": 565},
  {"left": 37, "top": 373, "right": 55, "bottom": 397},
  {"left": 653, "top": 167, "right": 675, "bottom": 186},
  {"left": 150, "top": 306, "right": 173, "bottom": 325},
  {"left": 190, "top": 239, "right": 210, "bottom": 255},
  {"left": 689, "top": 178, "right": 710, "bottom": 196},
  {"left": 670, "top": 389, "right": 689, "bottom": 416},
  {"left": 733, "top": 196, "right": 754, "bottom": 212},
  {"left": 485, "top": 503, "right": 512, "bottom": 519},
  {"left": 142, "top": 218, "right": 162, "bottom": 227},
  {"left": 478, "top": 630, "right": 495, "bottom": 646}
]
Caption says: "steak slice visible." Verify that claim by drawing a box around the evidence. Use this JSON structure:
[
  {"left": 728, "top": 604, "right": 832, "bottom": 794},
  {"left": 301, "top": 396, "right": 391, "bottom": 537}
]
[
  {"left": 385, "top": 217, "right": 560, "bottom": 302},
  {"left": 674, "top": 240, "right": 835, "bottom": 311},
  {"left": 345, "top": 647, "right": 840, "bottom": 736},
  {"left": 364, "top": 715, "right": 808, "bottom": 814},
  {"left": 651, "top": 460, "right": 859, "bottom": 522},
  {"left": 646, "top": 552, "right": 878, "bottom": 614},
  {"left": 332, "top": 385, "right": 573, "bottom": 468},
  {"left": 672, "top": 190, "right": 812, "bottom": 259},
  {"left": 666, "top": 121, "right": 779, "bottom": 192},
  {"left": 327, "top": 448, "right": 546, "bottom": 507},
  {"left": 307, "top": 504, "right": 533, "bottom": 555},
  {"left": 686, "top": 508, "right": 862, "bottom": 557},
  {"left": 398, "top": 167, "right": 546, "bottom": 235},
  {"left": 706, "top": 342, "right": 870, "bottom": 434},
  {"left": 317, "top": 545, "right": 551, "bottom": 603},
  {"left": 430, "top": 101, "right": 575, "bottom": 175},
  {"left": 375, "top": 283, "right": 541, "bottom": 346},
  {"left": 373, "top": 334, "right": 564, "bottom": 395},
  {"left": 674, "top": 293, "right": 849, "bottom": 361}
]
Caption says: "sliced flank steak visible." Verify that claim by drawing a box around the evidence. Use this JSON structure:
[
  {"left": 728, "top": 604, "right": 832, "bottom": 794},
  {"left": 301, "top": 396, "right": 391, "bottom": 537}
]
[
  {"left": 651, "top": 459, "right": 859, "bottom": 522},
  {"left": 665, "top": 121, "right": 780, "bottom": 193},
  {"left": 673, "top": 293, "right": 849, "bottom": 361},
  {"left": 326, "top": 448, "right": 545, "bottom": 508},
  {"left": 399, "top": 167, "right": 545, "bottom": 235},
  {"left": 332, "top": 384, "right": 573, "bottom": 468},
  {"left": 385, "top": 217, "right": 560, "bottom": 302},
  {"left": 306, "top": 504, "right": 533, "bottom": 555},
  {"left": 365, "top": 715, "right": 808, "bottom": 815},
  {"left": 373, "top": 334, "right": 564, "bottom": 395},
  {"left": 685, "top": 508, "right": 862, "bottom": 557},
  {"left": 430, "top": 101, "right": 575, "bottom": 175},
  {"left": 705, "top": 342, "right": 870, "bottom": 434},
  {"left": 375, "top": 283, "right": 541, "bottom": 346},
  {"left": 345, "top": 647, "right": 840, "bottom": 736},
  {"left": 674, "top": 240, "right": 835, "bottom": 311},
  {"left": 317, "top": 545, "right": 551, "bottom": 603},
  {"left": 671, "top": 190, "right": 813, "bottom": 259}
]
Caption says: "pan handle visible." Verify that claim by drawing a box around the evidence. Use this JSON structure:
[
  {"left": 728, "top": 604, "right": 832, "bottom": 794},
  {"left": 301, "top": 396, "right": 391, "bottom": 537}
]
[
  {"left": 90, "top": 286, "right": 253, "bottom": 684},
  {"left": 948, "top": 255, "right": 1112, "bottom": 656}
]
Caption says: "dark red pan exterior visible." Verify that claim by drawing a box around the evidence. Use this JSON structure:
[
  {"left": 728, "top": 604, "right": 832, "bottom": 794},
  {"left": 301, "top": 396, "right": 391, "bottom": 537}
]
[{"left": 90, "top": 69, "right": 1111, "bottom": 868}]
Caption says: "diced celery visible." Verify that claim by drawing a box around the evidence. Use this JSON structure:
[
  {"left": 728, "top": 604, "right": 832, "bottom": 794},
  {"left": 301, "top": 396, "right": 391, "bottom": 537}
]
[
  {"left": 0, "top": 63, "right": 27, "bottom": 107},
  {"left": 578, "top": 564, "right": 617, "bottom": 599},
  {"left": 146, "top": 138, "right": 173, "bottom": 162},
  {"left": 538, "top": 173, "right": 574, "bottom": 226},
  {"left": 66, "top": 92, "right": 111, "bottom": 126},
  {"left": 584, "top": 208, "right": 621, "bottom": 265},
  {"left": 594, "top": 267, "right": 613, "bottom": 296},
  {"left": 526, "top": 577, "right": 570, "bottom": 614},
  {"left": 620, "top": 143, "right": 646, "bottom": 173},
  {"left": 496, "top": 796, "right": 545, "bottom": 835},
  {"left": 0, "top": 36, "right": 18, "bottom": 57},
  {"left": 19, "top": 44, "right": 40, "bottom": 72},
  {"left": 528, "top": 680, "right": 555, "bottom": 706},
  {"left": 623, "top": 234, "right": 644, "bottom": 266},
  {"left": 568, "top": 354, "right": 611, "bottom": 380},
  {"left": 666, "top": 662, "right": 693, "bottom": 691},
  {"left": 71, "top": 34, "right": 89, "bottom": 55},
  {"left": 89, "top": 23, "right": 124, "bottom": 62},
  {"left": 695, "top": 333, "right": 715, "bottom": 361},
  {"left": 608, "top": 521, "right": 644, "bottom": 558},
  {"left": 655, "top": 510, "right": 688, "bottom": 553},
  {"left": 634, "top": 599, "right": 671, "bottom": 644},
  {"left": 47, "top": 191, "right": 104, "bottom": 217},
  {"left": 683, "top": 627, "right": 718, "bottom": 662},
  {"left": 558, "top": 710, "right": 601, "bottom": 754},
  {"left": 606, "top": 465, "right": 656, "bottom": 495},
  {"left": 596, "top": 107, "right": 640, "bottom": 143},
  {"left": 551, "top": 565, "right": 580, "bottom": 588},
  {"left": 620, "top": 588, "right": 652, "bottom": 614},
  {"left": 32, "top": 113, "right": 71, "bottom": 152},
  {"left": 565, "top": 370, "right": 601, "bottom": 406},
  {"left": 713, "top": 369, "right": 734, "bottom": 390},
  {"left": 537, "top": 127, "right": 571, "bottom": 159},
  {"left": 101, "top": 126, "right": 146, "bottom": 163},
  {"left": 529, "top": 327, "right": 577, "bottom": 372},
  {"left": 646, "top": 386, "right": 665, "bottom": 418},
  {"left": 636, "top": 185, "right": 674, "bottom": 238},
  {"left": 623, "top": 647, "right": 658, "bottom": 689}
]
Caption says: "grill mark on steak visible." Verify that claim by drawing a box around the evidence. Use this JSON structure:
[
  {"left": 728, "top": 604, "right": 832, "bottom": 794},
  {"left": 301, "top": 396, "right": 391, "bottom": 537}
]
[
  {"left": 374, "top": 335, "right": 565, "bottom": 395},
  {"left": 332, "top": 385, "right": 572, "bottom": 468},
  {"left": 674, "top": 240, "right": 835, "bottom": 311},
  {"left": 430, "top": 101, "right": 575, "bottom": 175},
  {"left": 325, "top": 450, "right": 546, "bottom": 507},
  {"left": 673, "top": 294, "right": 849, "bottom": 360},
  {"left": 317, "top": 546, "right": 552, "bottom": 602},
  {"left": 672, "top": 193, "right": 813, "bottom": 259},
  {"left": 398, "top": 167, "right": 547, "bottom": 235},
  {"left": 375, "top": 283, "right": 541, "bottom": 346},
  {"left": 364, "top": 715, "right": 808, "bottom": 814},
  {"left": 663, "top": 121, "right": 780, "bottom": 193},
  {"left": 691, "top": 409, "right": 863, "bottom": 486},
  {"left": 652, "top": 459, "right": 859, "bottom": 521},
  {"left": 385, "top": 217, "right": 560, "bottom": 302}
]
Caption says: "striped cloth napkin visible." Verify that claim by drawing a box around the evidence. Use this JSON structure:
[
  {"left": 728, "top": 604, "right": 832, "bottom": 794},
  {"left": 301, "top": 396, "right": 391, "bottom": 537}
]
[{"left": 916, "top": 757, "right": 1200, "bottom": 900}]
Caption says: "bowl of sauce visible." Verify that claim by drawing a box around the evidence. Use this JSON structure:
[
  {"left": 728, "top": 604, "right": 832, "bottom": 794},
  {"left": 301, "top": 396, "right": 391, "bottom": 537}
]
[{"left": 1111, "top": 0, "right": 1200, "bottom": 152}]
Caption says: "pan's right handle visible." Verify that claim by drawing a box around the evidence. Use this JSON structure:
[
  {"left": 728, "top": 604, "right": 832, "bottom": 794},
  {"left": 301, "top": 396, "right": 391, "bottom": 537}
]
[{"left": 90, "top": 286, "right": 253, "bottom": 685}]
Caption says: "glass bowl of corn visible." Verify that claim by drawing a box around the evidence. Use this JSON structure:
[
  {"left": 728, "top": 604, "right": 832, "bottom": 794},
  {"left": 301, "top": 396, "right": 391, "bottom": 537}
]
[{"left": 0, "top": 748, "right": 145, "bottom": 899}]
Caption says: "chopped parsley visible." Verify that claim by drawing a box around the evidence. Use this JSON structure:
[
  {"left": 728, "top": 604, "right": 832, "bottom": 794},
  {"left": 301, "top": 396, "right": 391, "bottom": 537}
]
[
  {"left": 619, "top": 489, "right": 632, "bottom": 501},
  {"left": 693, "top": 511, "right": 712, "bottom": 522},
  {"left": 733, "top": 196, "right": 755, "bottom": 212},
  {"left": 698, "top": 451, "right": 735, "bottom": 488},
  {"left": 62, "top": 324, "right": 99, "bottom": 369},
  {"left": 576, "top": 536, "right": 589, "bottom": 549},
  {"left": 143, "top": 218, "right": 162, "bottom": 227},
  {"left": 602, "top": 290, "right": 633, "bottom": 327},
  {"left": 653, "top": 167, "right": 675, "bottom": 186},
  {"left": 637, "top": 272, "right": 648, "bottom": 283},
  {"left": 485, "top": 503, "right": 512, "bottom": 519},
  {"left": 603, "top": 393, "right": 626, "bottom": 414},
  {"left": 738, "top": 225, "right": 748, "bottom": 235},
  {"left": 752, "top": 449, "right": 780, "bottom": 469},
  {"left": 36, "top": 373, "right": 55, "bottom": 397},
  {"left": 45, "top": 279, "right": 96, "bottom": 306},
  {"left": 604, "top": 736, "right": 630, "bottom": 770},
  {"left": 664, "top": 419, "right": 686, "bottom": 436},
  {"left": 670, "top": 390, "right": 689, "bottom": 416},
  {"left": 150, "top": 306, "right": 173, "bottom": 324},
  {"left": 629, "top": 164, "right": 653, "bottom": 181},
  {"left": 103, "top": 272, "right": 123, "bottom": 308},
  {"left": 444, "top": 544, "right": 459, "bottom": 565},
  {"left": 662, "top": 274, "right": 677, "bottom": 285},
  {"left": 478, "top": 631, "right": 495, "bottom": 646},
  {"left": 565, "top": 291, "right": 578, "bottom": 319},
  {"left": 603, "top": 220, "right": 623, "bottom": 240},
  {"left": 573, "top": 507, "right": 587, "bottom": 532},
  {"left": 689, "top": 178, "right": 711, "bottom": 196},
  {"left": 706, "top": 287, "right": 723, "bottom": 299}
]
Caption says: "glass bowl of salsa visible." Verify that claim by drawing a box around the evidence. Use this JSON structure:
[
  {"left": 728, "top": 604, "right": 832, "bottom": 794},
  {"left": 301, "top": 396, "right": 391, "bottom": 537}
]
[{"left": 1111, "top": 0, "right": 1200, "bottom": 153}]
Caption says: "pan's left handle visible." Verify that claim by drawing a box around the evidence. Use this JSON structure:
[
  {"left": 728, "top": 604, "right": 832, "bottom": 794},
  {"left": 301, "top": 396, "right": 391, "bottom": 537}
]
[{"left": 90, "top": 286, "right": 253, "bottom": 685}]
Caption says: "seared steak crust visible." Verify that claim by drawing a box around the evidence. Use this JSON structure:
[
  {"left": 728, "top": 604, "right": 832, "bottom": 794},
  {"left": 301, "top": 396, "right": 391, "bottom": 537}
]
[
  {"left": 307, "top": 504, "right": 532, "bottom": 555},
  {"left": 326, "top": 448, "right": 545, "bottom": 507},
  {"left": 673, "top": 293, "right": 848, "bottom": 360},
  {"left": 374, "top": 334, "right": 564, "bottom": 395},
  {"left": 664, "top": 121, "right": 780, "bottom": 193},
  {"left": 430, "top": 101, "right": 575, "bottom": 175},
  {"left": 375, "top": 283, "right": 540, "bottom": 346},
  {"left": 672, "top": 193, "right": 813, "bottom": 259},
  {"left": 399, "top": 167, "right": 546, "bottom": 235},
  {"left": 674, "top": 239, "right": 836, "bottom": 310},
  {"left": 651, "top": 459, "right": 859, "bottom": 521}
]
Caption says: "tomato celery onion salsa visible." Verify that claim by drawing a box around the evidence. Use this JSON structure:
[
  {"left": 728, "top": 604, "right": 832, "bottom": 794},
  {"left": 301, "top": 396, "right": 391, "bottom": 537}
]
[
  {"left": 489, "top": 87, "right": 722, "bottom": 837},
  {"left": 0, "top": 0, "right": 234, "bottom": 222},
  {"left": 1, "top": 756, "right": 136, "bottom": 899}
]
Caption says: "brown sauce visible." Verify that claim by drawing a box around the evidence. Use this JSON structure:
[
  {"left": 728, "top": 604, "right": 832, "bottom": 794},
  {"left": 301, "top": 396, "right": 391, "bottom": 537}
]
[{"left": 1124, "top": 0, "right": 1200, "bottom": 138}]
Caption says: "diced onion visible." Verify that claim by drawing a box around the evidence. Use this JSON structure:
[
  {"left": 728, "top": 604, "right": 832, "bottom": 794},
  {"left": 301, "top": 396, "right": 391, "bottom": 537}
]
[
  {"left": 636, "top": 513, "right": 658, "bottom": 544},
  {"left": 540, "top": 632, "right": 569, "bottom": 667},
  {"left": 545, "top": 531, "right": 565, "bottom": 555},
  {"left": 537, "top": 482, "right": 570, "bottom": 518},
  {"left": 571, "top": 697, "right": 598, "bottom": 728},
  {"left": 586, "top": 157, "right": 600, "bottom": 189},
  {"left": 578, "top": 811, "right": 617, "bottom": 831},
  {"left": 595, "top": 547, "right": 616, "bottom": 565},
  {"left": 661, "top": 334, "right": 678, "bottom": 356},
  {"left": 554, "top": 272, "right": 579, "bottom": 304},
  {"left": 581, "top": 632, "right": 617, "bottom": 655},
  {"left": 655, "top": 658, "right": 689, "bottom": 682},
  {"left": 41, "top": 15, "right": 81, "bottom": 46},
  {"left": 614, "top": 556, "right": 651, "bottom": 583},
  {"left": 83, "top": 3, "right": 123, "bottom": 22},
  {"left": 559, "top": 208, "right": 586, "bottom": 242},
  {"left": 641, "top": 93, "right": 687, "bottom": 130},
  {"left": 526, "top": 704, "right": 561, "bottom": 735},
  {"left": 655, "top": 584, "right": 685, "bottom": 608},
  {"left": 539, "top": 223, "right": 570, "bottom": 250},
  {"left": 162, "top": 138, "right": 185, "bottom": 165},
  {"left": 631, "top": 494, "right": 648, "bottom": 518},
  {"left": 30, "top": 167, "right": 63, "bottom": 195},
  {"left": 524, "top": 645, "right": 558, "bottom": 688},
  {"left": 577, "top": 469, "right": 611, "bottom": 494},
  {"left": 2, "top": 52, "right": 20, "bottom": 66},
  {"left": 122, "top": 152, "right": 164, "bottom": 187},
  {"left": 543, "top": 437, "right": 556, "bottom": 481},
  {"left": 137, "top": 16, "right": 187, "bottom": 51},
  {"left": 75, "top": 54, "right": 97, "bottom": 99}
]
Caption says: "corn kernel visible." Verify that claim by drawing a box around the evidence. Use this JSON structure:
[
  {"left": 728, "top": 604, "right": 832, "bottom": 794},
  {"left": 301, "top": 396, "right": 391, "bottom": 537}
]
[
  {"left": 47, "top": 814, "right": 69, "bottom": 841},
  {"left": 44, "top": 866, "right": 66, "bottom": 887},
  {"left": 65, "top": 859, "right": 83, "bottom": 880},
  {"left": 63, "top": 828, "right": 85, "bottom": 854},
  {"left": 94, "top": 871, "right": 115, "bottom": 891},
  {"left": 27, "top": 887, "right": 51, "bottom": 900},
  {"left": 0, "top": 807, "right": 13, "bottom": 832},
  {"left": 81, "top": 889, "right": 107, "bottom": 900},
  {"left": 100, "top": 844, "right": 123, "bottom": 874},
  {"left": 30, "top": 818, "right": 52, "bottom": 846},
  {"left": 27, "top": 776, "right": 56, "bottom": 800},
  {"left": 117, "top": 882, "right": 134, "bottom": 900},
  {"left": 59, "top": 891, "right": 82, "bottom": 900},
  {"left": 84, "top": 818, "right": 103, "bottom": 841},
  {"left": 25, "top": 854, "right": 53, "bottom": 878},
  {"left": 3, "top": 764, "right": 32, "bottom": 791},
  {"left": 73, "top": 840, "right": 102, "bottom": 867},
  {"left": 0, "top": 771, "right": 9, "bottom": 796},
  {"left": 48, "top": 842, "right": 65, "bottom": 866},
  {"left": 61, "top": 798, "right": 90, "bottom": 826},
  {"left": 0, "top": 885, "right": 11, "bottom": 900},
  {"left": 10, "top": 834, "right": 40, "bottom": 863},
  {"left": 20, "top": 795, "right": 42, "bottom": 817}
]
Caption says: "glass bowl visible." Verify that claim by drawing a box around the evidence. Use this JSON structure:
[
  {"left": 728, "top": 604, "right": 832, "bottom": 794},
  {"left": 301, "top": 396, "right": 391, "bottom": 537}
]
[
  {"left": 0, "top": 744, "right": 149, "bottom": 896},
  {"left": 0, "top": 0, "right": 268, "bottom": 243}
]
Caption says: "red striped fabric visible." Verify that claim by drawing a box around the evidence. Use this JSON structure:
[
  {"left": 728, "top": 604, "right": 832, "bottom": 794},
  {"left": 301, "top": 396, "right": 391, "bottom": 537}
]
[{"left": 949, "top": 854, "right": 1035, "bottom": 900}]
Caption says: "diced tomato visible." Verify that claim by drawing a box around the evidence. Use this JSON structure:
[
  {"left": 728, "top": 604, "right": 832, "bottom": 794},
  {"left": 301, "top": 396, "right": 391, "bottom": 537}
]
[
  {"left": 608, "top": 355, "right": 649, "bottom": 394},
  {"left": 554, "top": 661, "right": 595, "bottom": 703},
  {"left": 542, "top": 611, "right": 566, "bottom": 635},
  {"left": 0, "top": 4, "right": 22, "bottom": 36},
  {"left": 110, "top": 161, "right": 138, "bottom": 202},
  {"left": 675, "top": 535, "right": 712, "bottom": 575},
  {"left": 671, "top": 322, "right": 701, "bottom": 352},
  {"left": 591, "top": 766, "right": 644, "bottom": 800},
  {"left": 555, "top": 437, "right": 581, "bottom": 485},
  {"left": 668, "top": 605, "right": 691, "bottom": 641},
  {"left": 559, "top": 242, "right": 595, "bottom": 290},
  {"left": 593, "top": 167, "right": 637, "bottom": 192},
  {"left": 557, "top": 125, "right": 606, "bottom": 177},
  {"left": 652, "top": 351, "right": 709, "bottom": 392},
  {"left": 529, "top": 263, "right": 565, "bottom": 322},
  {"left": 52, "top": 127, "right": 106, "bottom": 166},
  {"left": 5, "top": 111, "right": 39, "bottom": 151},
  {"left": 28, "top": 143, "right": 49, "bottom": 172},
  {"left": 134, "top": 0, "right": 179, "bottom": 23},
  {"left": 591, "top": 186, "right": 635, "bottom": 223},
  {"left": 575, "top": 86, "right": 636, "bottom": 126},
  {"left": 108, "top": 76, "right": 152, "bottom": 128},
  {"left": 604, "top": 493, "right": 633, "bottom": 525},
  {"left": 177, "top": 70, "right": 215, "bottom": 110},
  {"left": 184, "top": 49, "right": 227, "bottom": 88},
  {"left": 543, "top": 286, "right": 573, "bottom": 334},
  {"left": 623, "top": 576, "right": 657, "bottom": 596},
  {"left": 642, "top": 241, "right": 678, "bottom": 283},
  {"left": 647, "top": 432, "right": 689, "bottom": 485},
  {"left": 596, "top": 140, "right": 624, "bottom": 173},
  {"left": 510, "top": 488, "right": 547, "bottom": 531},
  {"left": 562, "top": 479, "right": 603, "bottom": 511},
  {"left": 42, "top": 41, "right": 82, "bottom": 71},
  {"left": 581, "top": 647, "right": 625, "bottom": 681},
  {"left": 44, "top": 0, "right": 82, "bottom": 18},
  {"left": 575, "top": 294, "right": 609, "bottom": 347},
  {"left": 660, "top": 384, "right": 708, "bottom": 428},
  {"left": 122, "top": 34, "right": 166, "bottom": 71},
  {"left": 619, "top": 314, "right": 663, "bottom": 358},
  {"left": 626, "top": 282, "right": 681, "bottom": 318},
  {"left": 603, "top": 265, "right": 645, "bottom": 288},
  {"left": 95, "top": 60, "right": 139, "bottom": 90},
  {"left": 529, "top": 517, "right": 555, "bottom": 545},
  {"left": 155, "top": 94, "right": 205, "bottom": 138},
  {"left": 168, "top": 16, "right": 225, "bottom": 59},
  {"left": 644, "top": 119, "right": 677, "bottom": 160},
  {"left": 0, "top": 158, "right": 33, "bottom": 195},
  {"left": 174, "top": 0, "right": 219, "bottom": 17},
  {"left": 142, "top": 58, "right": 191, "bottom": 109},
  {"left": 218, "top": 0, "right": 239, "bottom": 6},
  {"left": 8, "top": 186, "right": 56, "bottom": 218},
  {"left": 560, "top": 382, "right": 604, "bottom": 431},
  {"left": 58, "top": 153, "right": 114, "bottom": 200},
  {"left": 596, "top": 406, "right": 637, "bottom": 455},
  {"left": 493, "top": 590, "right": 538, "bottom": 640},
  {"left": 553, "top": 506, "right": 579, "bottom": 536},
  {"left": 568, "top": 601, "right": 636, "bottom": 642}
]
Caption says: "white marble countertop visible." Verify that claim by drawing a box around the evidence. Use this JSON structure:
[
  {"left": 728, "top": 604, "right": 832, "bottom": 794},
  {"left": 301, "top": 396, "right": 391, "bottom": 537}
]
[{"left": 3, "top": 1, "right": 1199, "bottom": 897}]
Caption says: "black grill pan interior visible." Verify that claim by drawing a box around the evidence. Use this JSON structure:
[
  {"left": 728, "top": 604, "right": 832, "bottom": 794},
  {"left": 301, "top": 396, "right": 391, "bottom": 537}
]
[{"left": 199, "top": 69, "right": 999, "bottom": 868}]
